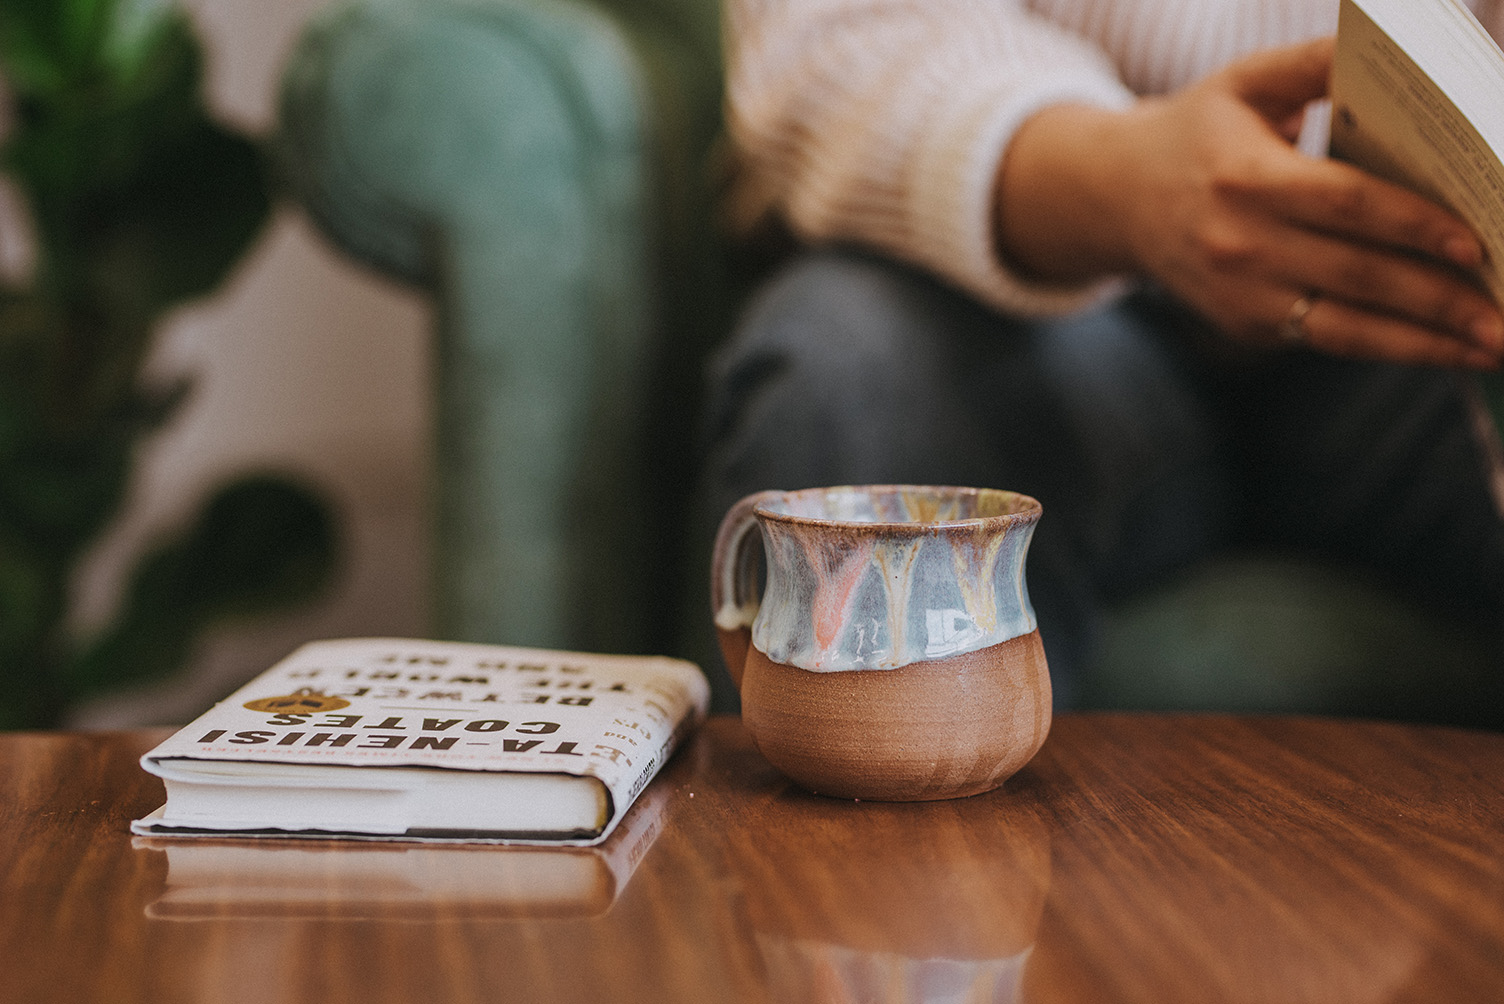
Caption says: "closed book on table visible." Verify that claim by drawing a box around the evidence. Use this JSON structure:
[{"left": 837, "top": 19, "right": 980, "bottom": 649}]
[{"left": 131, "top": 638, "right": 709, "bottom": 846}]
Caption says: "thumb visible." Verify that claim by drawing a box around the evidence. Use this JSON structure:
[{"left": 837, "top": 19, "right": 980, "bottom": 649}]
[{"left": 1223, "top": 36, "right": 1334, "bottom": 123}]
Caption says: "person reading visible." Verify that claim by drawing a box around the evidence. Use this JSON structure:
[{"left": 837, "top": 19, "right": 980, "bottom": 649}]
[{"left": 697, "top": 0, "right": 1504, "bottom": 716}]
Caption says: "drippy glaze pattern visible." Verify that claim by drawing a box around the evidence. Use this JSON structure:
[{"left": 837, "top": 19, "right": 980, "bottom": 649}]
[{"left": 715, "top": 486, "right": 1041, "bottom": 672}]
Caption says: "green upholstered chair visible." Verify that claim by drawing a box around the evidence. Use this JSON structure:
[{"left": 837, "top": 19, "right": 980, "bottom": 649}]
[
  {"left": 275, "top": 0, "right": 732, "bottom": 663},
  {"left": 273, "top": 0, "right": 1494, "bottom": 722}
]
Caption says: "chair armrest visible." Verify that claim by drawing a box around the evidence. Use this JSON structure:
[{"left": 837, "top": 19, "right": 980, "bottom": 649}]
[{"left": 275, "top": 0, "right": 658, "bottom": 651}]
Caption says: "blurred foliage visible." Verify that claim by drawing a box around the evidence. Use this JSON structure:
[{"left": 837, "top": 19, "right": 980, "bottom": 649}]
[{"left": 0, "top": 0, "right": 338, "bottom": 728}]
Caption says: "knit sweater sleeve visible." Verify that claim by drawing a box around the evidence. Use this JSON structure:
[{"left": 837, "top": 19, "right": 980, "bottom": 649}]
[{"left": 724, "top": 0, "right": 1138, "bottom": 316}]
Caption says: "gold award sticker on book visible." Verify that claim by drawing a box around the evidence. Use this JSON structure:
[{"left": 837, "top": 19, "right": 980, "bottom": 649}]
[{"left": 242, "top": 689, "right": 351, "bottom": 714}]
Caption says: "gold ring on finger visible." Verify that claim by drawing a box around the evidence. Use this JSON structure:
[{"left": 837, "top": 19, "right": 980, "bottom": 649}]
[{"left": 1279, "top": 293, "right": 1318, "bottom": 346}]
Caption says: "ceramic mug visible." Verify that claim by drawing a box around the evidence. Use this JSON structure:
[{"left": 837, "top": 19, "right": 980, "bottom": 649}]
[{"left": 711, "top": 485, "right": 1051, "bottom": 801}]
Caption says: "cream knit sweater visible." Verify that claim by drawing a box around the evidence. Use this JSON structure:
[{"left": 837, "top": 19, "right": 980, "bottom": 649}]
[{"left": 724, "top": 0, "right": 1500, "bottom": 316}]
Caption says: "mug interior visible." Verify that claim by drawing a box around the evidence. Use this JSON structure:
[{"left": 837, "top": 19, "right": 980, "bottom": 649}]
[{"left": 758, "top": 485, "right": 1036, "bottom": 525}]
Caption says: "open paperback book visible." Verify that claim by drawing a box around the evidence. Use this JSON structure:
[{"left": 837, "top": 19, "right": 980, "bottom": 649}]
[
  {"left": 1330, "top": 0, "right": 1504, "bottom": 298},
  {"left": 132, "top": 638, "right": 709, "bottom": 846},
  {"left": 1329, "top": 0, "right": 1504, "bottom": 511}
]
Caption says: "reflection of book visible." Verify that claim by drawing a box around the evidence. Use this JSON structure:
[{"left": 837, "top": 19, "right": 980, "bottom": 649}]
[
  {"left": 1330, "top": 0, "right": 1504, "bottom": 299},
  {"left": 132, "top": 638, "right": 708, "bottom": 846},
  {"left": 135, "top": 779, "right": 670, "bottom": 921}
]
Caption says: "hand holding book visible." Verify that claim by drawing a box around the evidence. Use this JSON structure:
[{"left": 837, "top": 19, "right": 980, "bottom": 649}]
[
  {"left": 994, "top": 24, "right": 1504, "bottom": 368},
  {"left": 1326, "top": 0, "right": 1504, "bottom": 518}
]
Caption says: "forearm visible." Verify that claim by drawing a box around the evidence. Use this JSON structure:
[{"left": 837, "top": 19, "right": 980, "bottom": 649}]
[
  {"left": 992, "top": 102, "right": 1142, "bottom": 286},
  {"left": 724, "top": 0, "right": 1134, "bottom": 314}
]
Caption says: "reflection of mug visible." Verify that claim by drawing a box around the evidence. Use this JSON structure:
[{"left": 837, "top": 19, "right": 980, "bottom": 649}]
[
  {"left": 731, "top": 799, "right": 1053, "bottom": 1003},
  {"left": 712, "top": 485, "right": 1051, "bottom": 800}
]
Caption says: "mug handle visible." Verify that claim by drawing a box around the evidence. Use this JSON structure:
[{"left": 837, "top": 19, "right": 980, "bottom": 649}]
[{"left": 710, "top": 490, "right": 780, "bottom": 689}]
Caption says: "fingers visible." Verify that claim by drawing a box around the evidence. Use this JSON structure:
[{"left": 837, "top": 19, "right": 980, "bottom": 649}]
[
  {"left": 1210, "top": 130, "right": 1504, "bottom": 362},
  {"left": 1219, "top": 39, "right": 1489, "bottom": 280},
  {"left": 1227, "top": 221, "right": 1504, "bottom": 365},
  {"left": 1224, "top": 37, "right": 1335, "bottom": 121},
  {"left": 1253, "top": 156, "right": 1485, "bottom": 271},
  {"left": 1271, "top": 225, "right": 1503, "bottom": 352},
  {"left": 1285, "top": 294, "right": 1502, "bottom": 369},
  {"left": 1222, "top": 277, "right": 1498, "bottom": 369}
]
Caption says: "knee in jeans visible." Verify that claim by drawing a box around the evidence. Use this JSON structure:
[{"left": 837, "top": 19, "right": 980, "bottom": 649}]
[{"left": 749, "top": 251, "right": 961, "bottom": 368}]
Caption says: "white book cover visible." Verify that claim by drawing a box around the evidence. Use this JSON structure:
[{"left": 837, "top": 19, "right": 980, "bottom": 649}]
[{"left": 131, "top": 638, "right": 709, "bottom": 846}]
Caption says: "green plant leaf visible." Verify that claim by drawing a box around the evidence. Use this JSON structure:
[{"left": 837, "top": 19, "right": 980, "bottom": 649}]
[
  {"left": 0, "top": 0, "right": 290, "bottom": 729},
  {"left": 80, "top": 120, "right": 271, "bottom": 321},
  {"left": 65, "top": 474, "right": 340, "bottom": 695},
  {"left": 4, "top": 11, "right": 269, "bottom": 317},
  {"left": 0, "top": 0, "right": 174, "bottom": 97}
]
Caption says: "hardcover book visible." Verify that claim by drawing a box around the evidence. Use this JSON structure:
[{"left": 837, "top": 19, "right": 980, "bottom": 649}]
[{"left": 131, "top": 638, "right": 709, "bottom": 846}]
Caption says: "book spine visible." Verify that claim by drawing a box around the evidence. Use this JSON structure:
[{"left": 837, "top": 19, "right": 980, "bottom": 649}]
[{"left": 609, "top": 705, "right": 704, "bottom": 825}]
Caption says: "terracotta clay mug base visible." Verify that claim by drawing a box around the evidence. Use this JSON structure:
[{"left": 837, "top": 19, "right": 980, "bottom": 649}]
[
  {"left": 712, "top": 485, "right": 1053, "bottom": 801},
  {"left": 739, "top": 630, "right": 1052, "bottom": 801}
]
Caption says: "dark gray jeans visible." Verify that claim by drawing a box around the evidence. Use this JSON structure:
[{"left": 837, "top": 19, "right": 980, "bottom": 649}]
[{"left": 694, "top": 249, "right": 1504, "bottom": 709}]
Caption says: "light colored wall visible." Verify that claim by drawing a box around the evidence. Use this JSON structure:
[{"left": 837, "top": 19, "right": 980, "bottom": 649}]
[{"left": 65, "top": 0, "right": 433, "bottom": 725}]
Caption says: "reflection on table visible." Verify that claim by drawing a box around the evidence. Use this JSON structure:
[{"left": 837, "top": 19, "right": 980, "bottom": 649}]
[
  {"left": 734, "top": 799, "right": 1050, "bottom": 1003},
  {"left": 3, "top": 715, "right": 1504, "bottom": 1004},
  {"left": 135, "top": 780, "right": 669, "bottom": 922}
]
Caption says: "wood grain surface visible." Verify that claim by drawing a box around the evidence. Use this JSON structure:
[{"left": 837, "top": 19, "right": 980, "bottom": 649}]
[{"left": 2, "top": 714, "right": 1502, "bottom": 1004}]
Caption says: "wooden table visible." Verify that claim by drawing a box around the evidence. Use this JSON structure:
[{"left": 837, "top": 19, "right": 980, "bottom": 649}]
[{"left": 3, "top": 714, "right": 1503, "bottom": 1004}]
